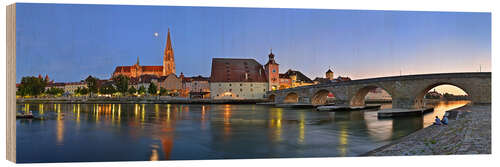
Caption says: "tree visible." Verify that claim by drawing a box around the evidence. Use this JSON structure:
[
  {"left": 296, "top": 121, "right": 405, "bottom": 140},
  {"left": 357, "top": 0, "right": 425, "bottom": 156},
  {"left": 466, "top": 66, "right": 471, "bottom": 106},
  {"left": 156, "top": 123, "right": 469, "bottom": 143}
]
[
  {"left": 138, "top": 85, "right": 146, "bottom": 95},
  {"left": 99, "top": 84, "right": 117, "bottom": 95},
  {"left": 45, "top": 87, "right": 64, "bottom": 96},
  {"left": 18, "top": 76, "right": 47, "bottom": 97},
  {"left": 85, "top": 76, "right": 99, "bottom": 96},
  {"left": 75, "top": 87, "right": 81, "bottom": 95},
  {"left": 78, "top": 87, "right": 89, "bottom": 95},
  {"left": 128, "top": 86, "right": 137, "bottom": 95},
  {"left": 148, "top": 82, "right": 158, "bottom": 95},
  {"left": 159, "top": 87, "right": 168, "bottom": 96},
  {"left": 113, "top": 75, "right": 129, "bottom": 95}
]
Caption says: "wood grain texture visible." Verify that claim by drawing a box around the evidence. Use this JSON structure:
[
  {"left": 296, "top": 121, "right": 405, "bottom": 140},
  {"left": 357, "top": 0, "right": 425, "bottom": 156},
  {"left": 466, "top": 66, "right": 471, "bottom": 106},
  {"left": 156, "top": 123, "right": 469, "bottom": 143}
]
[{"left": 6, "top": 3, "right": 17, "bottom": 163}]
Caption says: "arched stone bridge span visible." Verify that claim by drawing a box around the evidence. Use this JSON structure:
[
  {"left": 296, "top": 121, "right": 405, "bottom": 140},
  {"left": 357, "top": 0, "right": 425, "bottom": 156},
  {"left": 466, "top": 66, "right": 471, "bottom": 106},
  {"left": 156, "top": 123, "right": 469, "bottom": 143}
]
[{"left": 266, "top": 72, "right": 491, "bottom": 109}]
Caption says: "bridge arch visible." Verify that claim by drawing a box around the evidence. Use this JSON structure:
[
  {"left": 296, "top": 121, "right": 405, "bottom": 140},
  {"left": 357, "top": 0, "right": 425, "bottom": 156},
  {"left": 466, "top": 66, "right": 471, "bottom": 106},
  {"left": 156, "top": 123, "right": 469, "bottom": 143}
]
[
  {"left": 268, "top": 94, "right": 276, "bottom": 102},
  {"left": 350, "top": 85, "right": 393, "bottom": 106},
  {"left": 284, "top": 92, "right": 299, "bottom": 103},
  {"left": 414, "top": 82, "right": 470, "bottom": 108},
  {"left": 311, "top": 89, "right": 335, "bottom": 105}
]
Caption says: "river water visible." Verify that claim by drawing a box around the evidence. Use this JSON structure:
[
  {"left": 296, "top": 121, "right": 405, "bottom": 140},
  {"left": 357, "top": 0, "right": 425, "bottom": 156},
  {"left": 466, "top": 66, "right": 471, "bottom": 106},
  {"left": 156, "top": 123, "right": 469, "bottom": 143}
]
[{"left": 16, "top": 100, "right": 469, "bottom": 163}]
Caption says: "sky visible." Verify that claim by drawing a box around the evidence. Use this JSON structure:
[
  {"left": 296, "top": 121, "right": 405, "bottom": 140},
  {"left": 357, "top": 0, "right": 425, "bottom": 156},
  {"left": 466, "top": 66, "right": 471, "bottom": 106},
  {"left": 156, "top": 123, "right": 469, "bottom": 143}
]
[{"left": 16, "top": 3, "right": 491, "bottom": 93}]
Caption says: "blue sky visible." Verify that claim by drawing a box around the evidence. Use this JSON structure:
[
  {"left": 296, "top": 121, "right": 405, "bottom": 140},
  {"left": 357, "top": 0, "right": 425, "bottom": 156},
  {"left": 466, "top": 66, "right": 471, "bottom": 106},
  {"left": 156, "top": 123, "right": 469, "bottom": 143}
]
[{"left": 16, "top": 3, "right": 491, "bottom": 82}]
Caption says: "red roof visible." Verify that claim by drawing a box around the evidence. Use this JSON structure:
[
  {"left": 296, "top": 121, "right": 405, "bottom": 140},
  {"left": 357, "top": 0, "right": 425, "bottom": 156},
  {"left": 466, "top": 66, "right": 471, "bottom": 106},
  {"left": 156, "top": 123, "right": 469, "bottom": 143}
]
[
  {"left": 210, "top": 58, "right": 267, "bottom": 82},
  {"left": 142, "top": 66, "right": 163, "bottom": 72},
  {"left": 114, "top": 65, "right": 163, "bottom": 73},
  {"left": 114, "top": 66, "right": 131, "bottom": 73}
]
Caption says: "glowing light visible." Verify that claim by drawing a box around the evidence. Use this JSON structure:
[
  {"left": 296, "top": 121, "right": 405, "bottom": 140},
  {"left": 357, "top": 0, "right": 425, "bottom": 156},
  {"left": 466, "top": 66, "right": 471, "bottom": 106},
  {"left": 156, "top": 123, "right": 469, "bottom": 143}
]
[
  {"left": 298, "top": 112, "right": 305, "bottom": 143},
  {"left": 338, "top": 125, "right": 349, "bottom": 156},
  {"left": 39, "top": 104, "right": 43, "bottom": 115},
  {"left": 141, "top": 104, "right": 145, "bottom": 122},
  {"left": 223, "top": 105, "right": 232, "bottom": 138},
  {"left": 167, "top": 104, "right": 171, "bottom": 121},
  {"left": 118, "top": 104, "right": 121, "bottom": 124}
]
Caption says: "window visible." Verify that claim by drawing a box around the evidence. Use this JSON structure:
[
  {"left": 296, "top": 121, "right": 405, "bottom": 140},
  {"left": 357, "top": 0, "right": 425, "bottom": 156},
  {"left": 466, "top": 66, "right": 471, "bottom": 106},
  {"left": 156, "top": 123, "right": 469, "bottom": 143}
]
[
  {"left": 263, "top": 89, "right": 266, "bottom": 92},
  {"left": 250, "top": 84, "right": 253, "bottom": 87},
  {"left": 217, "top": 94, "right": 219, "bottom": 96},
  {"left": 229, "top": 89, "right": 232, "bottom": 92},
  {"left": 236, "top": 94, "right": 239, "bottom": 97},
  {"left": 240, "top": 89, "right": 243, "bottom": 92},
  {"left": 229, "top": 84, "right": 232, "bottom": 86},
  {"left": 240, "top": 84, "right": 242, "bottom": 86},
  {"left": 250, "top": 88, "right": 253, "bottom": 92}
]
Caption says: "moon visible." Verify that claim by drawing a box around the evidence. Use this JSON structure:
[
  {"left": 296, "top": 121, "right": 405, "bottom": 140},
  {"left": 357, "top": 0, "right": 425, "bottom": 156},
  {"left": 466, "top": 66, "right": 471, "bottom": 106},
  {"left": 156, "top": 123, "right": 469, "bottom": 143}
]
[{"left": 154, "top": 32, "right": 159, "bottom": 37}]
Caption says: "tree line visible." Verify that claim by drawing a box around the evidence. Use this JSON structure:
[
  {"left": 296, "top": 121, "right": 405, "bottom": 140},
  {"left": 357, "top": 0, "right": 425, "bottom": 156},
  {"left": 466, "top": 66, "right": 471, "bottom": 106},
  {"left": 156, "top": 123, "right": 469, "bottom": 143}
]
[{"left": 17, "top": 75, "right": 177, "bottom": 97}]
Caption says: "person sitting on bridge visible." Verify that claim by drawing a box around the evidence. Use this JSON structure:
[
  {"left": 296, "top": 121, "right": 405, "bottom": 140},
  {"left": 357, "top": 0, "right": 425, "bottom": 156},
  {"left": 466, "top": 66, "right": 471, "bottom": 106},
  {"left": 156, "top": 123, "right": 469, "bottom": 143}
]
[
  {"left": 441, "top": 115, "right": 449, "bottom": 125},
  {"left": 433, "top": 116, "right": 442, "bottom": 125}
]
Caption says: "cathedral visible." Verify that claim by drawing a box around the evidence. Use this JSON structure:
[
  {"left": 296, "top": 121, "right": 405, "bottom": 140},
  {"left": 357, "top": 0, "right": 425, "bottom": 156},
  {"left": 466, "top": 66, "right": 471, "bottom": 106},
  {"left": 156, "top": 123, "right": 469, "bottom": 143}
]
[{"left": 112, "top": 29, "right": 176, "bottom": 78}]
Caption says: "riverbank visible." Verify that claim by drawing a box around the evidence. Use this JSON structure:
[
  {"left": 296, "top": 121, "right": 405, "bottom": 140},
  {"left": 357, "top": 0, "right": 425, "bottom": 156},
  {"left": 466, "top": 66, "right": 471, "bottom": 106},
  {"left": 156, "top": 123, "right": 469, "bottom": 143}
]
[
  {"left": 16, "top": 97, "right": 269, "bottom": 104},
  {"left": 363, "top": 104, "right": 491, "bottom": 156}
]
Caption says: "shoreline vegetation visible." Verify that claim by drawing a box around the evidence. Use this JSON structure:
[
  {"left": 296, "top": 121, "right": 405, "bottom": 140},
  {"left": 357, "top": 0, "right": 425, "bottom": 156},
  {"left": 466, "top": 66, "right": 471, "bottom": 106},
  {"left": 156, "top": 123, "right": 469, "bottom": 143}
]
[
  {"left": 363, "top": 104, "right": 491, "bottom": 156},
  {"left": 16, "top": 96, "right": 393, "bottom": 105},
  {"left": 16, "top": 96, "right": 270, "bottom": 104}
]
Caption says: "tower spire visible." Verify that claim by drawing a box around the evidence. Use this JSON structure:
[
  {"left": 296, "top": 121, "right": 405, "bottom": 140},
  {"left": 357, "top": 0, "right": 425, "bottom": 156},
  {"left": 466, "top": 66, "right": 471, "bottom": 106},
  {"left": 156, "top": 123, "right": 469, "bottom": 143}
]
[
  {"left": 165, "top": 28, "right": 172, "bottom": 54},
  {"left": 163, "top": 28, "right": 176, "bottom": 76},
  {"left": 137, "top": 56, "right": 140, "bottom": 65}
]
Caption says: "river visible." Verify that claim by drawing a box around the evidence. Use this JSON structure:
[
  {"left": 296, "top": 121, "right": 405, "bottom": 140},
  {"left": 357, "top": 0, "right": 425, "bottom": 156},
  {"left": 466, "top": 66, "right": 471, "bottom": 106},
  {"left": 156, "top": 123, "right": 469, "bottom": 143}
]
[{"left": 16, "top": 100, "right": 469, "bottom": 163}]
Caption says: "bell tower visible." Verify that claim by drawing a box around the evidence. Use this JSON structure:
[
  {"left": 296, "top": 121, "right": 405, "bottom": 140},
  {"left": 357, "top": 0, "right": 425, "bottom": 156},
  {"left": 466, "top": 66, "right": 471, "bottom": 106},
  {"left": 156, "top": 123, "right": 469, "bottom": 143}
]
[
  {"left": 264, "top": 49, "right": 280, "bottom": 91},
  {"left": 163, "top": 28, "right": 176, "bottom": 76}
]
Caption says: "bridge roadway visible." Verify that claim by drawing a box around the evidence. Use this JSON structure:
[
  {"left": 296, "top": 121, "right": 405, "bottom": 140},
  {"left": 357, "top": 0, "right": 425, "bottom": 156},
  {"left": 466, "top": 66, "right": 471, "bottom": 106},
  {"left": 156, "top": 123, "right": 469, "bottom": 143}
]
[{"left": 265, "top": 72, "right": 491, "bottom": 109}]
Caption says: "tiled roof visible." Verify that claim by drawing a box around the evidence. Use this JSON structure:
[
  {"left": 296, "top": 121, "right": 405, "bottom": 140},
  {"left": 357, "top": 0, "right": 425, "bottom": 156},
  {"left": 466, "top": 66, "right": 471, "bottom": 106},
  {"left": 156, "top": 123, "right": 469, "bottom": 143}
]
[
  {"left": 280, "top": 69, "right": 314, "bottom": 83},
  {"left": 113, "top": 65, "right": 163, "bottom": 73},
  {"left": 313, "top": 77, "right": 331, "bottom": 84},
  {"left": 114, "top": 66, "right": 131, "bottom": 73},
  {"left": 142, "top": 66, "right": 163, "bottom": 72},
  {"left": 137, "top": 74, "right": 160, "bottom": 83},
  {"left": 185, "top": 75, "right": 209, "bottom": 82},
  {"left": 210, "top": 58, "right": 267, "bottom": 82}
]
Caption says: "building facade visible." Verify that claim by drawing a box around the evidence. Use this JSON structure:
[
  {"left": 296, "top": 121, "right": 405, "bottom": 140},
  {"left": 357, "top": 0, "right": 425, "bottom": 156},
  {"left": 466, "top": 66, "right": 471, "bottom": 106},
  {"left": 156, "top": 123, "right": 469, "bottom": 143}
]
[
  {"left": 209, "top": 58, "right": 268, "bottom": 99},
  {"left": 112, "top": 29, "right": 176, "bottom": 78},
  {"left": 158, "top": 74, "right": 182, "bottom": 93},
  {"left": 64, "top": 82, "right": 87, "bottom": 94},
  {"left": 181, "top": 74, "right": 210, "bottom": 98}
]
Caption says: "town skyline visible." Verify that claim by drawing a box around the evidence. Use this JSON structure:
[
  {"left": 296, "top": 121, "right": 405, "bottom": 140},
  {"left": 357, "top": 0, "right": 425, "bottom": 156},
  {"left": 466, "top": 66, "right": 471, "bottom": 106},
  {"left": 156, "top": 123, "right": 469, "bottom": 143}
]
[{"left": 16, "top": 3, "right": 491, "bottom": 84}]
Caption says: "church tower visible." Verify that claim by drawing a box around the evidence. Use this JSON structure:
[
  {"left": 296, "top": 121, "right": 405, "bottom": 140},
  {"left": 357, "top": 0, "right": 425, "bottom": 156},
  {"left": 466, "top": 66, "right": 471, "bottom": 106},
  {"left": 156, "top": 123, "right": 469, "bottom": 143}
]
[
  {"left": 163, "top": 28, "right": 176, "bottom": 76},
  {"left": 326, "top": 68, "right": 334, "bottom": 80},
  {"left": 264, "top": 49, "right": 279, "bottom": 91}
]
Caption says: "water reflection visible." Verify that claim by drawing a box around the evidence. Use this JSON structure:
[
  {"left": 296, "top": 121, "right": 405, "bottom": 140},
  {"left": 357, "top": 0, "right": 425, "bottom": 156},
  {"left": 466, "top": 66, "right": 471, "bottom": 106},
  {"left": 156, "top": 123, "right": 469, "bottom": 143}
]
[{"left": 16, "top": 100, "right": 470, "bottom": 162}]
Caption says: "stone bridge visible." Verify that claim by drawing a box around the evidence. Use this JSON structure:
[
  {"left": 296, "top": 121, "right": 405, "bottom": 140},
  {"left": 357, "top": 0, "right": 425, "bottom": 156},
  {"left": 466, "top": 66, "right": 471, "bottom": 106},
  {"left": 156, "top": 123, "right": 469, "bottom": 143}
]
[{"left": 265, "top": 72, "right": 491, "bottom": 109}]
